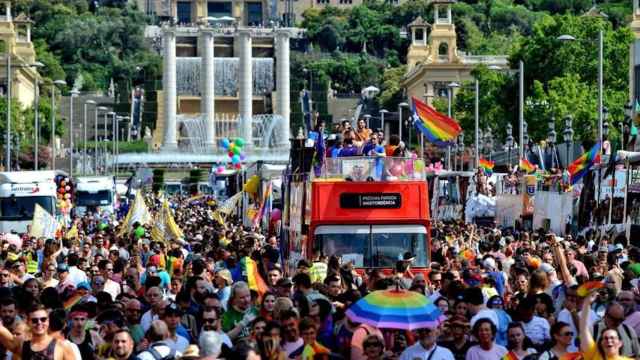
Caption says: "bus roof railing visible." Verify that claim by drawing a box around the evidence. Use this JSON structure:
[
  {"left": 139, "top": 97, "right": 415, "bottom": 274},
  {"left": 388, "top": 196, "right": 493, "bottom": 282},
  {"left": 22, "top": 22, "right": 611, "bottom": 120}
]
[{"left": 313, "top": 157, "right": 426, "bottom": 181}]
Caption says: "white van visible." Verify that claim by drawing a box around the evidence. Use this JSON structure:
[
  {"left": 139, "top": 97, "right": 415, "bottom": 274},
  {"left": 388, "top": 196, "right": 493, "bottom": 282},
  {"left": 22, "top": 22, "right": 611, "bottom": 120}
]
[
  {"left": 75, "top": 177, "right": 116, "bottom": 216},
  {"left": 0, "top": 171, "right": 59, "bottom": 234}
]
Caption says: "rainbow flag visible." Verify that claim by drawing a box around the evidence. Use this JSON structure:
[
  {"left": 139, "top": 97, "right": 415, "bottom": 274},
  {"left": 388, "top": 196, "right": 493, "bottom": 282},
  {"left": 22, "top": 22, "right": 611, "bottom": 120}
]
[
  {"left": 519, "top": 158, "right": 536, "bottom": 174},
  {"left": 241, "top": 256, "right": 269, "bottom": 297},
  {"left": 577, "top": 281, "right": 604, "bottom": 297},
  {"left": 252, "top": 182, "right": 272, "bottom": 227},
  {"left": 301, "top": 342, "right": 330, "bottom": 360},
  {"left": 568, "top": 142, "right": 601, "bottom": 185},
  {"left": 63, "top": 293, "right": 84, "bottom": 311},
  {"left": 479, "top": 158, "right": 495, "bottom": 175},
  {"left": 411, "top": 97, "right": 462, "bottom": 146},
  {"left": 502, "top": 352, "right": 518, "bottom": 360}
]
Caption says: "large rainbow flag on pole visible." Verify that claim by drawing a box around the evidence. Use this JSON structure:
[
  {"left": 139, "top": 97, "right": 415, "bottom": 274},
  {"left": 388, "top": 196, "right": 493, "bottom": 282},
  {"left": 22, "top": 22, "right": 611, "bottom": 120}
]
[
  {"left": 568, "top": 142, "right": 601, "bottom": 185},
  {"left": 411, "top": 96, "right": 462, "bottom": 146},
  {"left": 479, "top": 158, "right": 495, "bottom": 175}
]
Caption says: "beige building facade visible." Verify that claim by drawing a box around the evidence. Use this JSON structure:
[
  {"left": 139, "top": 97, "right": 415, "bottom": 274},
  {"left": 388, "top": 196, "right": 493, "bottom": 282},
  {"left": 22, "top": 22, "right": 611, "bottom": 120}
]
[
  {"left": 0, "top": 1, "right": 39, "bottom": 109},
  {"left": 402, "top": 0, "right": 508, "bottom": 105}
]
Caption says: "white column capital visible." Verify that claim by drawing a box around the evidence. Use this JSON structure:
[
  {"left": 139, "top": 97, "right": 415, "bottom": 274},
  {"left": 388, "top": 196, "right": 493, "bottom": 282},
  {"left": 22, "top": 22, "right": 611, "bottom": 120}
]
[
  {"left": 275, "top": 28, "right": 294, "bottom": 39},
  {"left": 162, "top": 26, "right": 177, "bottom": 38},
  {"left": 200, "top": 28, "right": 215, "bottom": 38},
  {"left": 237, "top": 29, "right": 252, "bottom": 39}
]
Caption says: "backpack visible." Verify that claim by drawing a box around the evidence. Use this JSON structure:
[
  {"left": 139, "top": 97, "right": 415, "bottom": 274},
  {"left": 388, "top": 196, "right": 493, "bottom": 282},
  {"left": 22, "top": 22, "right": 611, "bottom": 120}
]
[{"left": 137, "top": 343, "right": 177, "bottom": 360}]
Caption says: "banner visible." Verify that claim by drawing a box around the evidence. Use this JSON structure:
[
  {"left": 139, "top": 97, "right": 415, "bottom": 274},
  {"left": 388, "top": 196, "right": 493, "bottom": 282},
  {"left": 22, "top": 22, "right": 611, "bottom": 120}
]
[
  {"left": 218, "top": 192, "right": 242, "bottom": 215},
  {"left": 117, "top": 192, "right": 151, "bottom": 236},
  {"left": 600, "top": 170, "right": 626, "bottom": 200},
  {"left": 151, "top": 199, "right": 184, "bottom": 244},
  {"left": 533, "top": 191, "right": 573, "bottom": 234},
  {"left": 522, "top": 175, "right": 537, "bottom": 216},
  {"left": 496, "top": 194, "right": 522, "bottom": 227},
  {"left": 30, "top": 204, "right": 58, "bottom": 239}
]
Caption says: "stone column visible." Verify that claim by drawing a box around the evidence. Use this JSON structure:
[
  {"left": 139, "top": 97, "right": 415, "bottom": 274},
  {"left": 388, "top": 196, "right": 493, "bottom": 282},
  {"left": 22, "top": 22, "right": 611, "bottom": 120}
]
[
  {"left": 201, "top": 29, "right": 216, "bottom": 150},
  {"left": 162, "top": 27, "right": 178, "bottom": 151},
  {"left": 275, "top": 29, "right": 291, "bottom": 147},
  {"left": 238, "top": 30, "right": 253, "bottom": 148}
]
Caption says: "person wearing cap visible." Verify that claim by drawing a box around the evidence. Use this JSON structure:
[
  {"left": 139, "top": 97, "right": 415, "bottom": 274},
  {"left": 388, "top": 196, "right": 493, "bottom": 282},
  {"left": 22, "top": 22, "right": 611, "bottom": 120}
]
[
  {"left": 276, "top": 277, "right": 293, "bottom": 298},
  {"left": 161, "top": 302, "right": 189, "bottom": 354},
  {"left": 440, "top": 315, "right": 472, "bottom": 360},
  {"left": 466, "top": 287, "right": 499, "bottom": 330},
  {"left": 399, "top": 323, "right": 454, "bottom": 360},
  {"left": 55, "top": 263, "right": 74, "bottom": 296}
]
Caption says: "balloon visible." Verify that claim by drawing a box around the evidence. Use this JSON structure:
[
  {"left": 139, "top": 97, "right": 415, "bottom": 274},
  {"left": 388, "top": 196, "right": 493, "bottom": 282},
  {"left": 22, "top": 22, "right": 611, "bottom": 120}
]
[
  {"left": 65, "top": 185, "right": 70, "bottom": 191},
  {"left": 66, "top": 199, "right": 72, "bottom": 206},
  {"left": 414, "top": 160, "right": 426, "bottom": 172},
  {"left": 374, "top": 145, "right": 385, "bottom": 154},
  {"left": 228, "top": 151, "right": 234, "bottom": 158},
  {"left": 134, "top": 227, "right": 145, "bottom": 239},
  {"left": 411, "top": 152, "right": 418, "bottom": 160},
  {"left": 390, "top": 164, "right": 403, "bottom": 177},
  {"left": 64, "top": 193, "right": 71, "bottom": 199},
  {"left": 405, "top": 159, "right": 414, "bottom": 173},
  {"left": 216, "top": 166, "right": 225, "bottom": 174},
  {"left": 58, "top": 188, "right": 64, "bottom": 194},
  {"left": 234, "top": 163, "right": 242, "bottom": 169},
  {"left": 229, "top": 143, "right": 236, "bottom": 152},
  {"left": 243, "top": 175, "right": 260, "bottom": 193},
  {"left": 234, "top": 137, "right": 245, "bottom": 147},
  {"left": 240, "top": 153, "right": 247, "bottom": 161},
  {"left": 232, "top": 146, "right": 241, "bottom": 155},
  {"left": 221, "top": 138, "right": 230, "bottom": 149},
  {"left": 99, "top": 223, "right": 108, "bottom": 230},
  {"left": 231, "top": 154, "right": 240, "bottom": 164},
  {"left": 271, "top": 208, "right": 282, "bottom": 221}
]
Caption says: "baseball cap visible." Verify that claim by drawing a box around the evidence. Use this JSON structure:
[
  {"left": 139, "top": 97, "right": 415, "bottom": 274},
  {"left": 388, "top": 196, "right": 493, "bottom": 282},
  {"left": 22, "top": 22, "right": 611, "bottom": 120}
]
[
  {"left": 77, "top": 281, "right": 91, "bottom": 291},
  {"left": 276, "top": 277, "right": 292, "bottom": 287},
  {"left": 539, "top": 263, "right": 555, "bottom": 274}
]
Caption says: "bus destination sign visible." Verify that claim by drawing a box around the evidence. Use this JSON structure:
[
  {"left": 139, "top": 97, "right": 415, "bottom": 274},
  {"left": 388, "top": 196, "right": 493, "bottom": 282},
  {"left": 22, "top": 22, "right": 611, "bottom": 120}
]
[{"left": 340, "top": 193, "right": 401, "bottom": 209}]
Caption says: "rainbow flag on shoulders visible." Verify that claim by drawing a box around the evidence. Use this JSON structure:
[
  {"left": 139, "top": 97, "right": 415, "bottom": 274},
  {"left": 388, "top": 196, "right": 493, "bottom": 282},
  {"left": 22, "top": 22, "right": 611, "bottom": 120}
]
[
  {"left": 568, "top": 142, "right": 601, "bottom": 185},
  {"left": 519, "top": 158, "right": 536, "bottom": 173},
  {"left": 479, "top": 158, "right": 495, "bottom": 175},
  {"left": 502, "top": 351, "right": 518, "bottom": 360},
  {"left": 240, "top": 256, "right": 269, "bottom": 297},
  {"left": 301, "top": 342, "right": 330, "bottom": 360},
  {"left": 411, "top": 97, "right": 462, "bottom": 146}
]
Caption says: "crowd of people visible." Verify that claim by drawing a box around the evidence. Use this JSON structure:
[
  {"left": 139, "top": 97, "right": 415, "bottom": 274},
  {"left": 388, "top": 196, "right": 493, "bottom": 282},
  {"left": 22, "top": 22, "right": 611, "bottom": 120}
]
[{"left": 0, "top": 191, "right": 637, "bottom": 360}]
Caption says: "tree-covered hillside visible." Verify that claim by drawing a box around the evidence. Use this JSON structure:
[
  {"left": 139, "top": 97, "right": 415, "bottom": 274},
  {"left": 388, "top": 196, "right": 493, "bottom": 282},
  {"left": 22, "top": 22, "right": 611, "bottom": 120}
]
[{"left": 297, "top": 0, "right": 635, "bottom": 144}]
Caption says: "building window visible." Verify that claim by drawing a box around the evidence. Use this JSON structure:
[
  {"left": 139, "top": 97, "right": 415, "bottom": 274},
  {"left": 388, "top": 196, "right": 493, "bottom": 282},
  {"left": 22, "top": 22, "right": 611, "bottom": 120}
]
[
  {"left": 177, "top": 1, "right": 191, "bottom": 24},
  {"left": 438, "top": 42, "right": 448, "bottom": 56},
  {"left": 414, "top": 28, "right": 424, "bottom": 42},
  {"left": 246, "top": 2, "right": 263, "bottom": 26},
  {"left": 208, "top": 2, "right": 232, "bottom": 17},
  {"left": 339, "top": 0, "right": 352, "bottom": 4}
]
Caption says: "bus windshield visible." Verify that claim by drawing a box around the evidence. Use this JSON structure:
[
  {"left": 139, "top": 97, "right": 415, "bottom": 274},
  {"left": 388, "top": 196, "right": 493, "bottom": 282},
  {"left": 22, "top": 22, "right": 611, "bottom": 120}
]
[
  {"left": 76, "top": 190, "right": 112, "bottom": 207},
  {"left": 315, "top": 224, "right": 428, "bottom": 268},
  {"left": 165, "top": 184, "right": 182, "bottom": 194},
  {"left": 0, "top": 196, "right": 55, "bottom": 220}
]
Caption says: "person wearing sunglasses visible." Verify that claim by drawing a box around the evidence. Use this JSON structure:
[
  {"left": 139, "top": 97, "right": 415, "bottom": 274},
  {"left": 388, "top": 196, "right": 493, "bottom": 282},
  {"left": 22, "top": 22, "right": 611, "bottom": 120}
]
[
  {"left": 538, "top": 321, "right": 574, "bottom": 360},
  {"left": 0, "top": 303, "right": 77, "bottom": 360}
]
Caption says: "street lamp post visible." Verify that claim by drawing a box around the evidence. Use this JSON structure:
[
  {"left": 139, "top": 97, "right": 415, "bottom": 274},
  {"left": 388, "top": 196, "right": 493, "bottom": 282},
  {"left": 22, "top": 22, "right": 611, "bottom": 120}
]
[
  {"left": 398, "top": 102, "right": 409, "bottom": 143},
  {"left": 484, "top": 131, "right": 493, "bottom": 161},
  {"left": 28, "top": 62, "right": 45, "bottom": 170},
  {"left": 506, "top": 123, "right": 514, "bottom": 167},
  {"left": 49, "top": 80, "right": 66, "bottom": 171},
  {"left": 109, "top": 112, "right": 116, "bottom": 174},
  {"left": 458, "top": 134, "right": 465, "bottom": 171},
  {"left": 474, "top": 78, "right": 479, "bottom": 168},
  {"left": 363, "top": 114, "right": 371, "bottom": 129},
  {"left": 69, "top": 89, "right": 79, "bottom": 175},
  {"left": 447, "top": 82, "right": 460, "bottom": 169},
  {"left": 379, "top": 109, "right": 388, "bottom": 134},
  {"left": 558, "top": 31, "right": 604, "bottom": 145},
  {"left": 96, "top": 106, "right": 108, "bottom": 174},
  {"left": 563, "top": 115, "right": 574, "bottom": 167},
  {"left": 548, "top": 117, "right": 557, "bottom": 169},
  {"left": 83, "top": 100, "right": 96, "bottom": 175}
]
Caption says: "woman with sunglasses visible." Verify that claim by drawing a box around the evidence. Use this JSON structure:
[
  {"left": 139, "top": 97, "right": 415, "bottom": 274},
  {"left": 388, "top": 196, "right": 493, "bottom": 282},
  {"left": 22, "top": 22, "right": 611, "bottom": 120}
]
[{"left": 538, "top": 322, "right": 575, "bottom": 360}]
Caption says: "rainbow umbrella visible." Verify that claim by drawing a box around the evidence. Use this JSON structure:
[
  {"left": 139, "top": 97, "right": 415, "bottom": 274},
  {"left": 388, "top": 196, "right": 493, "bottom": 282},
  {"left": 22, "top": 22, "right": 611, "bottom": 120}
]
[{"left": 346, "top": 289, "right": 445, "bottom": 330}]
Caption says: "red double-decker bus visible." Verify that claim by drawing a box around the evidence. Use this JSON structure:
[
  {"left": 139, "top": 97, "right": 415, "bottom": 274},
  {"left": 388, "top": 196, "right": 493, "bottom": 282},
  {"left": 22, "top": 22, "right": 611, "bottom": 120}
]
[{"left": 281, "top": 157, "right": 431, "bottom": 270}]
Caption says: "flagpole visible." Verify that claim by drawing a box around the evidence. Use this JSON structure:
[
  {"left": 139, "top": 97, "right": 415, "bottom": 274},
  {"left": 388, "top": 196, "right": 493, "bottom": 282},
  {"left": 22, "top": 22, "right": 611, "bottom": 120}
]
[{"left": 623, "top": 157, "right": 629, "bottom": 236}]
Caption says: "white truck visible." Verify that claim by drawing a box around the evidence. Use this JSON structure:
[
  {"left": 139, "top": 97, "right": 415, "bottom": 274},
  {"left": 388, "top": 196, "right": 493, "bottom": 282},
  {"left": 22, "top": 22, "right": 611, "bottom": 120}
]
[
  {"left": 0, "top": 171, "right": 59, "bottom": 234},
  {"left": 75, "top": 176, "right": 117, "bottom": 216}
]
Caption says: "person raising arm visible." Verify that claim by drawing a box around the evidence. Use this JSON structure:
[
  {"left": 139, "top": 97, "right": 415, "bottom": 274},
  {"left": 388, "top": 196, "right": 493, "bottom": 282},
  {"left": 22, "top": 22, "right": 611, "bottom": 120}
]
[
  {"left": 580, "top": 292, "right": 631, "bottom": 360},
  {"left": 0, "top": 303, "right": 77, "bottom": 360}
]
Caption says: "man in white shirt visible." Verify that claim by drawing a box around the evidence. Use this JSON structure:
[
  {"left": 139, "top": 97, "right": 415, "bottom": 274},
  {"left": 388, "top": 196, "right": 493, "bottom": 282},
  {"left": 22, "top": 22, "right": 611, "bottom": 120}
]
[
  {"left": 161, "top": 303, "right": 189, "bottom": 354},
  {"left": 140, "top": 286, "right": 165, "bottom": 332},
  {"left": 66, "top": 254, "right": 89, "bottom": 286},
  {"left": 556, "top": 285, "right": 599, "bottom": 352},
  {"left": 400, "top": 325, "right": 454, "bottom": 360},
  {"left": 518, "top": 295, "right": 551, "bottom": 346}
]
